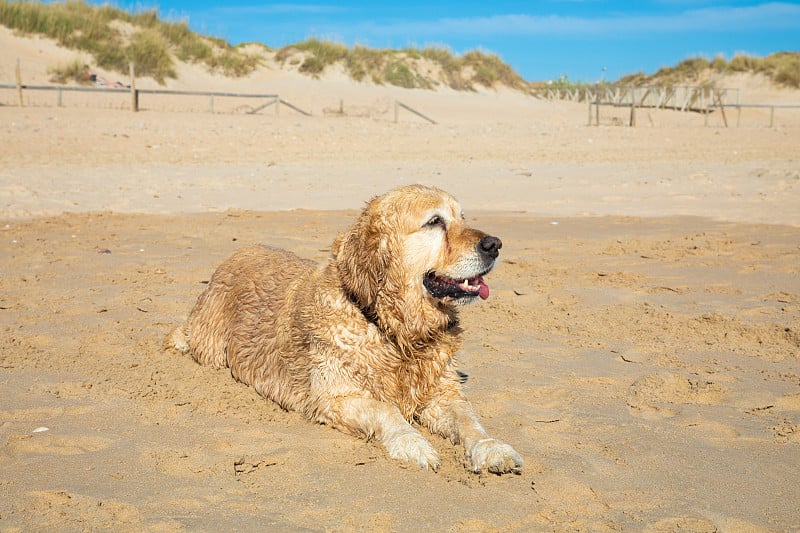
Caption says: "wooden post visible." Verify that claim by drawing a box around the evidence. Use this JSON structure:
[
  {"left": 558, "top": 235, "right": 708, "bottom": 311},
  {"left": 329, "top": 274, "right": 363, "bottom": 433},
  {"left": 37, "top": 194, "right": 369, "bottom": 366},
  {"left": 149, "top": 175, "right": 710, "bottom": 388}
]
[
  {"left": 394, "top": 100, "right": 398, "bottom": 123},
  {"left": 15, "top": 58, "right": 23, "bottom": 107},
  {"left": 339, "top": 99, "right": 343, "bottom": 114},
  {"left": 629, "top": 89, "right": 636, "bottom": 127},
  {"left": 275, "top": 96, "right": 280, "bottom": 116},
  {"left": 701, "top": 89, "right": 706, "bottom": 119},
  {"left": 587, "top": 98, "right": 592, "bottom": 126},
  {"left": 395, "top": 101, "right": 436, "bottom": 125},
  {"left": 209, "top": 94, "right": 214, "bottom": 113},
  {"left": 736, "top": 90, "right": 741, "bottom": 127},
  {"left": 595, "top": 99, "right": 599, "bottom": 126},
  {"left": 57, "top": 87, "right": 63, "bottom": 107},
  {"left": 770, "top": 106, "right": 775, "bottom": 128},
  {"left": 715, "top": 92, "right": 728, "bottom": 128},
  {"left": 129, "top": 62, "right": 137, "bottom": 112}
]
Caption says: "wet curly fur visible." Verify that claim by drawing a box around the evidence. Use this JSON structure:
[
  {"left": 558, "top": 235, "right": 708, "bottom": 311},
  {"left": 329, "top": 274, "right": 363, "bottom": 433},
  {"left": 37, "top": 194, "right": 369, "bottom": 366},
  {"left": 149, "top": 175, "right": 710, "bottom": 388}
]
[{"left": 169, "top": 184, "right": 523, "bottom": 474}]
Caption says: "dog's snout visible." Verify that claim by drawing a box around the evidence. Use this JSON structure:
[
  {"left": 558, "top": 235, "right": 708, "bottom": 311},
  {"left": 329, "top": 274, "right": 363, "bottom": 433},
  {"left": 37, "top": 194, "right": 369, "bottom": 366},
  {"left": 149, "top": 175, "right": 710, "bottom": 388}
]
[{"left": 478, "top": 235, "right": 502, "bottom": 259}]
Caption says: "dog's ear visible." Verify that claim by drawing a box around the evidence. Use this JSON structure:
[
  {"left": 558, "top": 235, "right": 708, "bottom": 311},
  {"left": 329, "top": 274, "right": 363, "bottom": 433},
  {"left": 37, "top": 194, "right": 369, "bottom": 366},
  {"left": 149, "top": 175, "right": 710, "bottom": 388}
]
[{"left": 335, "top": 207, "right": 390, "bottom": 310}]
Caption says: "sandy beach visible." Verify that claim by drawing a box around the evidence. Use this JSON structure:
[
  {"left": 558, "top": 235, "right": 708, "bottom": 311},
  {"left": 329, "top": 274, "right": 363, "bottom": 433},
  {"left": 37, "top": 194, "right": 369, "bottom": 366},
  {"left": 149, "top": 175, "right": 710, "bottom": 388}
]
[{"left": 1, "top": 27, "right": 800, "bottom": 531}]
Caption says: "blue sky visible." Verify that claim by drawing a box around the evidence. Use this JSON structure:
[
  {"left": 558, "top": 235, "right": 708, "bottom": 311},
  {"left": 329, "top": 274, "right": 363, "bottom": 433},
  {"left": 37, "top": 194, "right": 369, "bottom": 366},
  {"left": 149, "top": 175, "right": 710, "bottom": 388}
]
[{"left": 107, "top": 1, "right": 799, "bottom": 82}]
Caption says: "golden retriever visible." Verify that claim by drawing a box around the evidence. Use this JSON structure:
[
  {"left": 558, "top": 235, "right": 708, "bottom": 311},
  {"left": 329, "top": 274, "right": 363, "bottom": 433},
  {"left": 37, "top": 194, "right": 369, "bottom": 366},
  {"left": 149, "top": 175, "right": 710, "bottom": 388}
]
[{"left": 169, "top": 184, "right": 523, "bottom": 474}]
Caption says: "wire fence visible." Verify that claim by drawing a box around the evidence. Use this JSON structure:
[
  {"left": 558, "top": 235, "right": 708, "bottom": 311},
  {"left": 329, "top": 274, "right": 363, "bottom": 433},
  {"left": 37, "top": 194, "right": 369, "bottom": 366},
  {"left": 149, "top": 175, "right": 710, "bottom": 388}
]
[
  {"left": 4, "top": 62, "right": 796, "bottom": 128},
  {"left": 2, "top": 59, "right": 441, "bottom": 121},
  {"left": 0, "top": 82, "right": 439, "bottom": 125},
  {"left": 0, "top": 82, "right": 316, "bottom": 115},
  {"left": 574, "top": 85, "right": 800, "bottom": 128}
]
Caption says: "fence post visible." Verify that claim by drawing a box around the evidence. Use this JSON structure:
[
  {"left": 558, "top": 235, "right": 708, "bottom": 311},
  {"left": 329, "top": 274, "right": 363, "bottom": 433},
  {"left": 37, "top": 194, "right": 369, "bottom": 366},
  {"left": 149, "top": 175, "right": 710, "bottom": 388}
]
[
  {"left": 587, "top": 98, "right": 592, "bottom": 126},
  {"left": 15, "top": 58, "right": 23, "bottom": 107},
  {"left": 57, "top": 87, "right": 63, "bottom": 107},
  {"left": 595, "top": 99, "right": 599, "bottom": 126},
  {"left": 736, "top": 90, "right": 741, "bottom": 127},
  {"left": 209, "top": 94, "right": 214, "bottom": 113},
  {"left": 394, "top": 101, "right": 436, "bottom": 124},
  {"left": 629, "top": 88, "right": 636, "bottom": 127},
  {"left": 129, "top": 62, "right": 137, "bottom": 112},
  {"left": 716, "top": 92, "right": 728, "bottom": 128},
  {"left": 770, "top": 106, "right": 775, "bottom": 128},
  {"left": 703, "top": 89, "right": 707, "bottom": 118}
]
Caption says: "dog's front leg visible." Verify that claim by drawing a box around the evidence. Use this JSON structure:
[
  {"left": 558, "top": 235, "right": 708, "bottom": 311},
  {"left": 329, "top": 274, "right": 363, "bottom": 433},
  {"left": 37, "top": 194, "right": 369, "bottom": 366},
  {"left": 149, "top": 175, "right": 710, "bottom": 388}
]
[
  {"left": 316, "top": 396, "right": 441, "bottom": 471},
  {"left": 421, "top": 393, "right": 523, "bottom": 475}
]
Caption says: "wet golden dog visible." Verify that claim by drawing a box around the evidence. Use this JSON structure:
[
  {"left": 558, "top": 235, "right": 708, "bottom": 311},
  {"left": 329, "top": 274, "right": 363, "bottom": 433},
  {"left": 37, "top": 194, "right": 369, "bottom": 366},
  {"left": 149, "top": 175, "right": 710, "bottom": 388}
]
[{"left": 170, "top": 184, "right": 523, "bottom": 474}]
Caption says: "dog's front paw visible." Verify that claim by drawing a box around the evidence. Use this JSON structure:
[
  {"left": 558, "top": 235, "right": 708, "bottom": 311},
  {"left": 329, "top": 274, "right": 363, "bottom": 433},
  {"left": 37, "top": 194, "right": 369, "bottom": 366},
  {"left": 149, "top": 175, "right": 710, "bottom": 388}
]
[
  {"left": 385, "top": 429, "right": 440, "bottom": 471},
  {"left": 468, "top": 438, "right": 523, "bottom": 475}
]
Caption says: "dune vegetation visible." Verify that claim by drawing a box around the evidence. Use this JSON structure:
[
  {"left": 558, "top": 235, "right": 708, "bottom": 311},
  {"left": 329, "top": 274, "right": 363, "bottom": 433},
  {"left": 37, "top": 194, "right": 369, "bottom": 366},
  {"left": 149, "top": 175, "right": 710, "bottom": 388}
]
[
  {"left": 0, "top": 0, "right": 526, "bottom": 90},
  {"left": 274, "top": 38, "right": 527, "bottom": 91},
  {"left": 0, "top": 0, "right": 262, "bottom": 84},
  {"left": 618, "top": 53, "right": 800, "bottom": 89},
  {"left": 1, "top": 0, "right": 797, "bottom": 91}
]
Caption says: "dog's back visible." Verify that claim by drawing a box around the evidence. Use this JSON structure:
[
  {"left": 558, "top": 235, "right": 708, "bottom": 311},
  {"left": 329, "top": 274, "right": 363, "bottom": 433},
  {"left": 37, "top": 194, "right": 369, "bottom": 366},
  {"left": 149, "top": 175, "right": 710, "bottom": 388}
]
[{"left": 175, "top": 245, "right": 314, "bottom": 408}]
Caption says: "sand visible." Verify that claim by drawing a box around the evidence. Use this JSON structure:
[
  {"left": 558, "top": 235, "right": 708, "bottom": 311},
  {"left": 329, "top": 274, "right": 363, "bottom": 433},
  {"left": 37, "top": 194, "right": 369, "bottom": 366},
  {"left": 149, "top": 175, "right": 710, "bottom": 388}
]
[{"left": 1, "top": 27, "right": 800, "bottom": 532}]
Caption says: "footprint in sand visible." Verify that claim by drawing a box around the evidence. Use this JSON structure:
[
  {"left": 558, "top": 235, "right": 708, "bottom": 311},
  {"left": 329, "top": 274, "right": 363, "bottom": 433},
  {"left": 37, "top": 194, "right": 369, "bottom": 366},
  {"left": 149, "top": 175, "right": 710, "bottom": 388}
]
[
  {"left": 775, "top": 392, "right": 800, "bottom": 411},
  {"left": 6, "top": 432, "right": 113, "bottom": 456},
  {"left": 682, "top": 416, "right": 740, "bottom": 443},
  {"left": 627, "top": 372, "right": 728, "bottom": 419},
  {"left": 644, "top": 516, "right": 718, "bottom": 532},
  {"left": 772, "top": 419, "right": 799, "bottom": 443},
  {"left": 21, "top": 490, "right": 145, "bottom": 530}
]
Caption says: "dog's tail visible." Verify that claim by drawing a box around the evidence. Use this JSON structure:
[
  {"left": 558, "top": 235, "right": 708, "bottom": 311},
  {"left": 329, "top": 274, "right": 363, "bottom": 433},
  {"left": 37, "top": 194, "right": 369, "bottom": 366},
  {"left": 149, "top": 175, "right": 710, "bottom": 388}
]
[{"left": 163, "top": 324, "right": 190, "bottom": 353}]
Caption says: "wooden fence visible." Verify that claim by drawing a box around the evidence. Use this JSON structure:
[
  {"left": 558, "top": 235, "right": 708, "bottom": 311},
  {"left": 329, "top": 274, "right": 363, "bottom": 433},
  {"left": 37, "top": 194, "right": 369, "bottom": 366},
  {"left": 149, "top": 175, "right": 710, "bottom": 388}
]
[
  {"left": 3, "top": 59, "right": 439, "bottom": 121},
  {"left": 536, "top": 84, "right": 740, "bottom": 110},
  {"left": 586, "top": 97, "right": 800, "bottom": 128},
  {"left": 552, "top": 84, "right": 800, "bottom": 127},
  {"left": 0, "top": 82, "right": 316, "bottom": 116},
  {"left": 535, "top": 84, "right": 800, "bottom": 127},
  {"left": 708, "top": 103, "right": 800, "bottom": 128},
  {"left": 1, "top": 82, "right": 438, "bottom": 124}
]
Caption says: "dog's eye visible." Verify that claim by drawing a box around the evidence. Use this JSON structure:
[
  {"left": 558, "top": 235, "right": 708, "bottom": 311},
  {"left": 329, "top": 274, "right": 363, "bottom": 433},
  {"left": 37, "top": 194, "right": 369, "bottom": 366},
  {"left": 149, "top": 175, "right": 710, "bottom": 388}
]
[{"left": 425, "top": 215, "right": 444, "bottom": 228}]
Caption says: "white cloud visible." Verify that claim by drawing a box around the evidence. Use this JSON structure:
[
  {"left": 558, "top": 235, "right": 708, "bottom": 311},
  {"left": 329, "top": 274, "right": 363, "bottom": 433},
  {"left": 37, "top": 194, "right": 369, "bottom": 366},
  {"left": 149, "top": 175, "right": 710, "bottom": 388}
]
[
  {"left": 212, "top": 3, "right": 350, "bottom": 16},
  {"left": 350, "top": 3, "right": 800, "bottom": 39}
]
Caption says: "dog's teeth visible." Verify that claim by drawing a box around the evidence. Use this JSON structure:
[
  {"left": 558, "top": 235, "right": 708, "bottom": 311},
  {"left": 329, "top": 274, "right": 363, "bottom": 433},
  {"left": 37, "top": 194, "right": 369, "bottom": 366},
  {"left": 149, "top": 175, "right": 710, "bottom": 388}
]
[{"left": 458, "top": 279, "right": 479, "bottom": 292}]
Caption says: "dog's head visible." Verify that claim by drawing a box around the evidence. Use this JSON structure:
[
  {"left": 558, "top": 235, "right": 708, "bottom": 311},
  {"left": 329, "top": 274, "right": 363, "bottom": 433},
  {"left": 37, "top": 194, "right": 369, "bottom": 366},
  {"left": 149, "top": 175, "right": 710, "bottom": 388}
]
[{"left": 334, "top": 184, "right": 501, "bottom": 346}]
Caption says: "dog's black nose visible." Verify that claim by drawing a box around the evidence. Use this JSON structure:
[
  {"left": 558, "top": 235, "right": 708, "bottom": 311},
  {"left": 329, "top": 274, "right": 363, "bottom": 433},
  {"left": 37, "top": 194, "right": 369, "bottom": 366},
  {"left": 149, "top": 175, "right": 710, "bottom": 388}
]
[{"left": 478, "top": 236, "right": 502, "bottom": 259}]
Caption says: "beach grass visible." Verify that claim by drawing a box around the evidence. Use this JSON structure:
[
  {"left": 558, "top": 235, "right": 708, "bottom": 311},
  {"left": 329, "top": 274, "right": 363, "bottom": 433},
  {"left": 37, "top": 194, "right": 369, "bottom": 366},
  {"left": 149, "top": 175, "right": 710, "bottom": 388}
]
[
  {"left": 619, "top": 53, "right": 800, "bottom": 88},
  {"left": 2, "top": 0, "right": 796, "bottom": 90},
  {"left": 0, "top": 0, "right": 261, "bottom": 84},
  {"left": 275, "top": 39, "right": 526, "bottom": 91}
]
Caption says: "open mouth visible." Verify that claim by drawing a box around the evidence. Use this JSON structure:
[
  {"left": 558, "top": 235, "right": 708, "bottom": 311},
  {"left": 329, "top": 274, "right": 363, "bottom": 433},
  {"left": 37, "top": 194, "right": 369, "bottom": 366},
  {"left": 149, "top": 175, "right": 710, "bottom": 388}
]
[{"left": 423, "top": 271, "right": 490, "bottom": 301}]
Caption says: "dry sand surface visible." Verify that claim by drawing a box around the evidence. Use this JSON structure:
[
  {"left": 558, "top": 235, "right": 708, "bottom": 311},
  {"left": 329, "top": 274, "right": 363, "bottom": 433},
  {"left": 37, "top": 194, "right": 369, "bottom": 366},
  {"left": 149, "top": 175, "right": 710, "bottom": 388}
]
[{"left": 2, "top": 28, "right": 800, "bottom": 532}]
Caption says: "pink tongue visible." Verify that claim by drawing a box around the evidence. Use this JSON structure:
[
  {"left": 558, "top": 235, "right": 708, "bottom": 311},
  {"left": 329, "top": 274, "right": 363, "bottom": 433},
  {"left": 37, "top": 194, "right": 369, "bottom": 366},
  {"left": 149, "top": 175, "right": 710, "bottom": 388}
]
[{"left": 478, "top": 278, "right": 490, "bottom": 300}]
